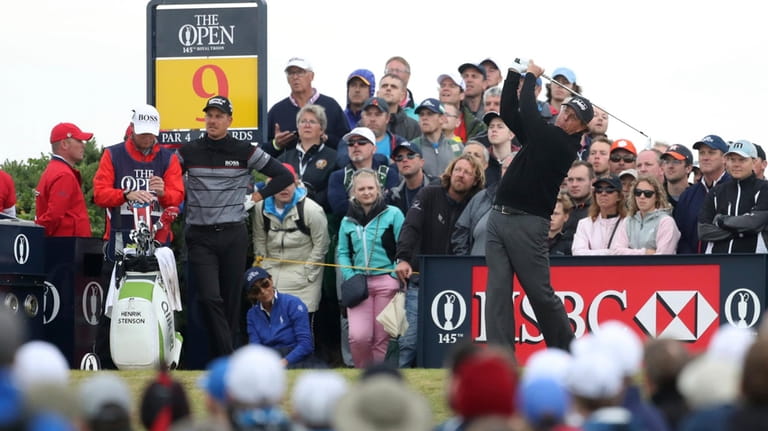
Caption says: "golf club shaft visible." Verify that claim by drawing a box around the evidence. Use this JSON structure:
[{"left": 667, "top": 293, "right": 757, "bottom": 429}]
[
  {"left": 513, "top": 58, "right": 650, "bottom": 139},
  {"left": 543, "top": 73, "right": 648, "bottom": 138}
]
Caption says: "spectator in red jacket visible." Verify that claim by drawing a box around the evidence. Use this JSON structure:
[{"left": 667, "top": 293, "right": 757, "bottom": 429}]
[
  {"left": 93, "top": 104, "right": 184, "bottom": 261},
  {"left": 0, "top": 170, "right": 16, "bottom": 218},
  {"left": 35, "top": 122, "right": 93, "bottom": 237}
]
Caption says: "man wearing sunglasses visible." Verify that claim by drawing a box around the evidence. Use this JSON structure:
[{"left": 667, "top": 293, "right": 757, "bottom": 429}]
[
  {"left": 386, "top": 142, "right": 437, "bottom": 214},
  {"left": 485, "top": 60, "right": 593, "bottom": 355},
  {"left": 609, "top": 139, "right": 637, "bottom": 175}
]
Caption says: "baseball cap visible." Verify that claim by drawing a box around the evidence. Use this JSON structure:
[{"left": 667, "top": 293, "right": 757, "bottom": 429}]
[
  {"left": 281, "top": 162, "right": 298, "bottom": 180},
  {"left": 755, "top": 143, "right": 766, "bottom": 160},
  {"left": 291, "top": 371, "right": 348, "bottom": 428},
  {"left": 132, "top": 104, "right": 160, "bottom": 136},
  {"left": 619, "top": 169, "right": 639, "bottom": 180},
  {"left": 552, "top": 67, "right": 577, "bottom": 83},
  {"left": 285, "top": 56, "right": 312, "bottom": 71},
  {"left": 518, "top": 377, "right": 569, "bottom": 428},
  {"left": 50, "top": 122, "right": 93, "bottom": 144},
  {"left": 480, "top": 58, "right": 499, "bottom": 69},
  {"left": 725, "top": 139, "right": 758, "bottom": 159},
  {"left": 458, "top": 62, "right": 487, "bottom": 79},
  {"left": 203, "top": 95, "right": 233, "bottom": 115},
  {"left": 343, "top": 127, "right": 376, "bottom": 145},
  {"left": 243, "top": 266, "right": 271, "bottom": 290},
  {"left": 521, "top": 348, "right": 572, "bottom": 386},
  {"left": 347, "top": 69, "right": 372, "bottom": 87},
  {"left": 392, "top": 141, "right": 423, "bottom": 157},
  {"left": 437, "top": 72, "right": 466, "bottom": 91},
  {"left": 593, "top": 320, "right": 643, "bottom": 377},
  {"left": 12, "top": 341, "right": 70, "bottom": 390},
  {"left": 198, "top": 357, "right": 230, "bottom": 404},
  {"left": 225, "top": 345, "right": 286, "bottom": 405},
  {"left": 79, "top": 373, "right": 132, "bottom": 420},
  {"left": 611, "top": 139, "right": 638, "bottom": 155},
  {"left": 563, "top": 95, "right": 594, "bottom": 125},
  {"left": 415, "top": 98, "right": 444, "bottom": 115},
  {"left": 693, "top": 135, "right": 728, "bottom": 153},
  {"left": 566, "top": 350, "right": 623, "bottom": 399},
  {"left": 362, "top": 97, "right": 389, "bottom": 114},
  {"left": 662, "top": 144, "right": 694, "bottom": 165},
  {"left": 593, "top": 175, "right": 622, "bottom": 191},
  {"left": 482, "top": 111, "right": 503, "bottom": 126}
]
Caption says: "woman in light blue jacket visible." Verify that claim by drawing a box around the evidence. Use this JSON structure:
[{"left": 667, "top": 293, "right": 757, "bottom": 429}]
[{"left": 337, "top": 168, "right": 404, "bottom": 368}]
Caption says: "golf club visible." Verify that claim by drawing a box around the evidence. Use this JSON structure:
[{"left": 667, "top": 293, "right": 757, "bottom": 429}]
[{"left": 513, "top": 58, "right": 651, "bottom": 143}]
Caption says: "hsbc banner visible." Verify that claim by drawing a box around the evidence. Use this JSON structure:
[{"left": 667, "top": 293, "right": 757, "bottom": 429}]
[{"left": 418, "top": 255, "right": 767, "bottom": 368}]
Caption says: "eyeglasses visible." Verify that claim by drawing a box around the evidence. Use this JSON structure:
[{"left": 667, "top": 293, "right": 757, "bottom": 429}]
[
  {"left": 348, "top": 139, "right": 371, "bottom": 147},
  {"left": 299, "top": 119, "right": 319, "bottom": 126},
  {"left": 394, "top": 153, "right": 419, "bottom": 162},
  {"left": 594, "top": 187, "right": 618, "bottom": 194},
  {"left": 610, "top": 154, "right": 636, "bottom": 163},
  {"left": 251, "top": 277, "right": 272, "bottom": 291},
  {"left": 286, "top": 69, "right": 307, "bottom": 77},
  {"left": 634, "top": 189, "right": 656, "bottom": 198},
  {"left": 385, "top": 68, "right": 410, "bottom": 75}
]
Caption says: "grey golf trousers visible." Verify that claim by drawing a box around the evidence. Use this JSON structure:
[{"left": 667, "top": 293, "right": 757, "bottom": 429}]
[{"left": 484, "top": 209, "right": 574, "bottom": 351}]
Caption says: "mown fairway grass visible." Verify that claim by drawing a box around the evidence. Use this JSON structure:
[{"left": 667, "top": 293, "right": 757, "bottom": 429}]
[{"left": 71, "top": 368, "right": 451, "bottom": 426}]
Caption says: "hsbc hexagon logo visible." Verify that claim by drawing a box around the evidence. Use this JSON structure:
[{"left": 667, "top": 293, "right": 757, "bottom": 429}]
[{"left": 634, "top": 290, "right": 718, "bottom": 340}]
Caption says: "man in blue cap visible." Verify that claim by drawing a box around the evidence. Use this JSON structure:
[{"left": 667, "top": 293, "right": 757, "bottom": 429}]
[
  {"left": 673, "top": 135, "right": 731, "bottom": 253},
  {"left": 243, "top": 266, "right": 316, "bottom": 368},
  {"left": 545, "top": 67, "right": 581, "bottom": 118}
]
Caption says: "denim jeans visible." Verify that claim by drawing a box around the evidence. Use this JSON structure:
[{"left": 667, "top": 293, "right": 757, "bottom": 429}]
[{"left": 398, "top": 281, "right": 419, "bottom": 367}]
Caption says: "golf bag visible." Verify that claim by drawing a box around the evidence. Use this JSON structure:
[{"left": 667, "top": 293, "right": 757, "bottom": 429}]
[{"left": 108, "top": 199, "right": 183, "bottom": 370}]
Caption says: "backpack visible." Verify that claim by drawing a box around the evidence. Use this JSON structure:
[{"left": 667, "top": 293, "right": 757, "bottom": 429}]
[{"left": 262, "top": 199, "right": 310, "bottom": 236}]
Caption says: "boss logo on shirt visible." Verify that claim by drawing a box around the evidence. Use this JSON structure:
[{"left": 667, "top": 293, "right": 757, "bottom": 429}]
[{"left": 224, "top": 160, "right": 240, "bottom": 167}]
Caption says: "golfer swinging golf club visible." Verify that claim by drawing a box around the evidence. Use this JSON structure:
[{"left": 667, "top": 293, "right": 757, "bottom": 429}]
[{"left": 485, "top": 59, "right": 593, "bottom": 354}]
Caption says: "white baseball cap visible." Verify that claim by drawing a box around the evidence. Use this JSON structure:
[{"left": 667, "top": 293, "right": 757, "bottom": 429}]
[
  {"left": 225, "top": 345, "right": 285, "bottom": 405},
  {"left": 566, "top": 349, "right": 623, "bottom": 399},
  {"left": 12, "top": 340, "right": 70, "bottom": 390},
  {"left": 343, "top": 127, "right": 376, "bottom": 145},
  {"left": 437, "top": 72, "right": 466, "bottom": 91},
  {"left": 522, "top": 347, "right": 572, "bottom": 385},
  {"left": 593, "top": 320, "right": 643, "bottom": 377},
  {"left": 285, "top": 56, "right": 313, "bottom": 71},
  {"left": 291, "top": 371, "right": 348, "bottom": 427},
  {"left": 132, "top": 104, "right": 160, "bottom": 136}
]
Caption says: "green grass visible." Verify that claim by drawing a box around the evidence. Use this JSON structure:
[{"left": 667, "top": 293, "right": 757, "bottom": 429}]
[{"left": 71, "top": 368, "right": 451, "bottom": 426}]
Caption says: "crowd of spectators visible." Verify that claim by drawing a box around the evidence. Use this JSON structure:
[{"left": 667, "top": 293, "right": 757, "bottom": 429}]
[
  {"left": 7, "top": 55, "right": 768, "bottom": 379},
  {"left": 3, "top": 307, "right": 767, "bottom": 431}
]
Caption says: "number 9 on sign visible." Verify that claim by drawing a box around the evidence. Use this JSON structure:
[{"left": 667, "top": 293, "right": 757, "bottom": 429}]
[{"left": 155, "top": 57, "right": 258, "bottom": 130}]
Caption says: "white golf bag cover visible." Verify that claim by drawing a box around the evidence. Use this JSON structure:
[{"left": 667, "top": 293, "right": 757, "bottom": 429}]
[{"left": 109, "top": 268, "right": 183, "bottom": 370}]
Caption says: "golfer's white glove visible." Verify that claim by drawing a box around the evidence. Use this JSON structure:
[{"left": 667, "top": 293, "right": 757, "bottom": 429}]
[{"left": 509, "top": 58, "right": 529, "bottom": 74}]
